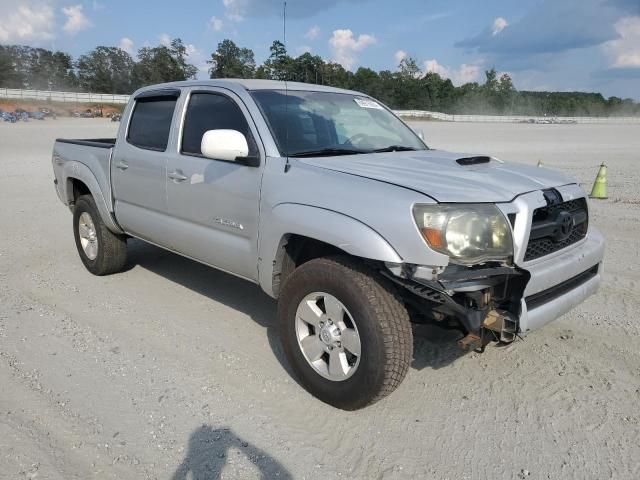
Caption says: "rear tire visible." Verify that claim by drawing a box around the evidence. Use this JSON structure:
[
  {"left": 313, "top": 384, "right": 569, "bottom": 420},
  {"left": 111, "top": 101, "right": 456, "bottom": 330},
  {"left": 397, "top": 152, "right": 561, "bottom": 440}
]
[
  {"left": 278, "top": 256, "right": 413, "bottom": 410},
  {"left": 73, "top": 194, "right": 127, "bottom": 275}
]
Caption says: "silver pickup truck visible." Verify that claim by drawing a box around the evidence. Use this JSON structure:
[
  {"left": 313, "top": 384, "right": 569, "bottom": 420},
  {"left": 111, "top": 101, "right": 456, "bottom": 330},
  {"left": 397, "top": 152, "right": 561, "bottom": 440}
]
[{"left": 52, "top": 79, "right": 604, "bottom": 409}]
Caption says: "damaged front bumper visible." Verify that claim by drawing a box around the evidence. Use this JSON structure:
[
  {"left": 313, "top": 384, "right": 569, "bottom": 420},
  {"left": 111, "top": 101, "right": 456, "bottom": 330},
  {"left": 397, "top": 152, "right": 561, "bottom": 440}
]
[
  {"left": 384, "top": 191, "right": 604, "bottom": 348},
  {"left": 519, "top": 229, "right": 603, "bottom": 333}
]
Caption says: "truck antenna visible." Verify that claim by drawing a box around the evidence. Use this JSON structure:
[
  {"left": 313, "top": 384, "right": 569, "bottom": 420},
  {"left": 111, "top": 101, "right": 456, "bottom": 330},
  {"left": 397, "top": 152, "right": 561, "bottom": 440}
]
[
  {"left": 283, "top": 0, "right": 287, "bottom": 50},
  {"left": 283, "top": 0, "right": 291, "bottom": 172}
]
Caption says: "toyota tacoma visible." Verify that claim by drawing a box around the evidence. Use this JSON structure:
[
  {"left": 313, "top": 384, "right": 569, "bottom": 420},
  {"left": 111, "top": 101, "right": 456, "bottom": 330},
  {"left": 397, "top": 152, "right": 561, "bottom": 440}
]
[{"left": 52, "top": 80, "right": 604, "bottom": 410}]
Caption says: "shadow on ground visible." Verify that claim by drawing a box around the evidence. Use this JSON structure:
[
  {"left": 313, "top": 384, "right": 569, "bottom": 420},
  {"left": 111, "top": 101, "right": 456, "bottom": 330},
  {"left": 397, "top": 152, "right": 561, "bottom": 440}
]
[
  {"left": 411, "top": 323, "right": 468, "bottom": 370},
  {"left": 172, "top": 424, "right": 292, "bottom": 480},
  {"left": 127, "top": 240, "right": 468, "bottom": 378}
]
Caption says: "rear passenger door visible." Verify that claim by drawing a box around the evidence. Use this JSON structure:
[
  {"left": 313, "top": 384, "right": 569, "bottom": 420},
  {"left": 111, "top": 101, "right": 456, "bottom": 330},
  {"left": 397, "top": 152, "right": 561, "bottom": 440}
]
[
  {"left": 164, "top": 88, "right": 263, "bottom": 281},
  {"left": 112, "top": 90, "right": 179, "bottom": 245}
]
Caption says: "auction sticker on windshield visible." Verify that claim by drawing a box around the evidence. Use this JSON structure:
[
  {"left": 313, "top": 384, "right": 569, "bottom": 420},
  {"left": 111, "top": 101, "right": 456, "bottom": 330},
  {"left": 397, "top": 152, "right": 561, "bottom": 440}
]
[{"left": 354, "top": 97, "right": 384, "bottom": 109}]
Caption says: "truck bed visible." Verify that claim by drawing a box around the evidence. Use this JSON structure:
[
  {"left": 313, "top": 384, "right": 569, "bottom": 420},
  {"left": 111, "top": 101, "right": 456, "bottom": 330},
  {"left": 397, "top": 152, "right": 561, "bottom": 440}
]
[{"left": 52, "top": 138, "right": 116, "bottom": 212}]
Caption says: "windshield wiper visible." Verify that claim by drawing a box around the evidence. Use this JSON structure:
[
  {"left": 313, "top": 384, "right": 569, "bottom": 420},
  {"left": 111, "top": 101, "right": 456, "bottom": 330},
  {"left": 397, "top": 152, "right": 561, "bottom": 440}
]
[
  {"left": 288, "top": 148, "right": 367, "bottom": 158},
  {"left": 371, "top": 145, "right": 418, "bottom": 153}
]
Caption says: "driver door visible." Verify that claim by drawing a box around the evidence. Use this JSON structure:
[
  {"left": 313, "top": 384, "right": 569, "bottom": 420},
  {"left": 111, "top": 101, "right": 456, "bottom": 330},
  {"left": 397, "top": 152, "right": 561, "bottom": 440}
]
[{"left": 164, "top": 87, "right": 263, "bottom": 281}]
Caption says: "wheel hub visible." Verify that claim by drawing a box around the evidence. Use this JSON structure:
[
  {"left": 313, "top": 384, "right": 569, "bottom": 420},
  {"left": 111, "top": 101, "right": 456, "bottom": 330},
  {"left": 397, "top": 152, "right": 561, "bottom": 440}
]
[
  {"left": 78, "top": 212, "right": 98, "bottom": 260},
  {"left": 319, "top": 324, "right": 341, "bottom": 346},
  {"left": 294, "top": 292, "right": 362, "bottom": 382}
]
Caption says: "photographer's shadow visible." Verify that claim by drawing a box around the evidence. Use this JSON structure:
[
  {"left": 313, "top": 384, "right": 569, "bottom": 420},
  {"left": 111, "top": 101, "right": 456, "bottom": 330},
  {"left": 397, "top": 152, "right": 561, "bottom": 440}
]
[{"left": 172, "top": 425, "right": 292, "bottom": 480}]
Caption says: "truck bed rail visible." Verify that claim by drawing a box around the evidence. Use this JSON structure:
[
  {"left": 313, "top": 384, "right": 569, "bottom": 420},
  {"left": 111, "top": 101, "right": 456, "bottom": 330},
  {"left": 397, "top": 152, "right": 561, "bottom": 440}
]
[{"left": 55, "top": 138, "right": 116, "bottom": 149}]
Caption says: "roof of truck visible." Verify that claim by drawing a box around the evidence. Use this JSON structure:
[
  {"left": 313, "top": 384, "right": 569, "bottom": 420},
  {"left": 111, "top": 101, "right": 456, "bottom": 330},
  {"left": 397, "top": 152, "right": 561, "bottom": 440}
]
[{"left": 133, "top": 79, "right": 363, "bottom": 96}]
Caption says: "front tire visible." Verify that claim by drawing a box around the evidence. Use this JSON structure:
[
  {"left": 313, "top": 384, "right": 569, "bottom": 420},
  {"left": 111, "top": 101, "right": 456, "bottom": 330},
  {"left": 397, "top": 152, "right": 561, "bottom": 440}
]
[
  {"left": 278, "top": 256, "right": 413, "bottom": 410},
  {"left": 73, "top": 194, "right": 127, "bottom": 275}
]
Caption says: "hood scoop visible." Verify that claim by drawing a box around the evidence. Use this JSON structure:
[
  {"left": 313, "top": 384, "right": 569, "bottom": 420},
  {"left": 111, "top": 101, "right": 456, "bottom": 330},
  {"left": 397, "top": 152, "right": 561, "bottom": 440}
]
[{"left": 456, "top": 156, "right": 491, "bottom": 166}]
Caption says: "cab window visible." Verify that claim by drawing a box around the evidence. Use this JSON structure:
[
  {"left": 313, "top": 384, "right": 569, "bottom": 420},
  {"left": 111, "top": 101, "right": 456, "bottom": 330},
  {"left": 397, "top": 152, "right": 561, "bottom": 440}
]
[
  {"left": 127, "top": 95, "right": 178, "bottom": 151},
  {"left": 181, "top": 92, "right": 256, "bottom": 156}
]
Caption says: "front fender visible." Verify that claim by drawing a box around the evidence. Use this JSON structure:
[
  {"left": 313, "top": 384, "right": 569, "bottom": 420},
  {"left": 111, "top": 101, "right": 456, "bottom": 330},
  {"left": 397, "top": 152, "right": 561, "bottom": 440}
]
[
  {"left": 61, "top": 161, "right": 123, "bottom": 234},
  {"left": 258, "top": 203, "right": 402, "bottom": 297}
]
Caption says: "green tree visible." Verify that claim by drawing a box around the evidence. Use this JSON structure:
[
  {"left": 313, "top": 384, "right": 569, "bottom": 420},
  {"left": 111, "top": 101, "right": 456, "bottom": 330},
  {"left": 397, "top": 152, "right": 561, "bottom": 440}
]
[
  {"left": 392, "top": 57, "right": 425, "bottom": 109},
  {"left": 398, "top": 57, "right": 421, "bottom": 79},
  {"left": 496, "top": 73, "right": 516, "bottom": 113},
  {"left": 321, "top": 61, "right": 351, "bottom": 89},
  {"left": 1, "top": 38, "right": 639, "bottom": 116},
  {"left": 351, "top": 67, "right": 381, "bottom": 98},
  {"left": 0, "top": 45, "right": 23, "bottom": 88},
  {"left": 0, "top": 45, "right": 76, "bottom": 90},
  {"left": 132, "top": 38, "right": 197, "bottom": 89},
  {"left": 483, "top": 68, "right": 499, "bottom": 92},
  {"left": 27, "top": 48, "right": 76, "bottom": 90},
  {"left": 289, "top": 52, "right": 325, "bottom": 83},
  {"left": 77, "top": 46, "right": 134, "bottom": 93},
  {"left": 261, "top": 40, "right": 292, "bottom": 80},
  {"left": 208, "top": 39, "right": 255, "bottom": 78}
]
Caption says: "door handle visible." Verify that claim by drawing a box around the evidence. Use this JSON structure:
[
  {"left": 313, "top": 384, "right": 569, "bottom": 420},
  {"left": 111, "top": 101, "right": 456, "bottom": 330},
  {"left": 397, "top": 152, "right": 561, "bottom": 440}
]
[
  {"left": 115, "top": 161, "right": 129, "bottom": 171},
  {"left": 168, "top": 170, "right": 188, "bottom": 182}
]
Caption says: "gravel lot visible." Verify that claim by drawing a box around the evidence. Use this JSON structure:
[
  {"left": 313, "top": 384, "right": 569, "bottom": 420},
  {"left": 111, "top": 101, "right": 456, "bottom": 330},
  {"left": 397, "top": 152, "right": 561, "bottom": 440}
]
[{"left": 1, "top": 118, "right": 639, "bottom": 479}]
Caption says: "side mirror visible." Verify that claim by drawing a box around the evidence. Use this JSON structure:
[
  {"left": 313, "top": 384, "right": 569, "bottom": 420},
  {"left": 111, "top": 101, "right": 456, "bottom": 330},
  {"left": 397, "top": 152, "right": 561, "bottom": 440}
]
[
  {"left": 201, "top": 129, "right": 250, "bottom": 162},
  {"left": 413, "top": 128, "right": 425, "bottom": 140}
]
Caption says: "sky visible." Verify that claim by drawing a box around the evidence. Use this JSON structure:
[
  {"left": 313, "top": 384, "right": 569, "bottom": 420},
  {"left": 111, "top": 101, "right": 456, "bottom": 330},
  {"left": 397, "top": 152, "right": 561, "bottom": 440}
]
[{"left": 0, "top": 0, "right": 639, "bottom": 99}]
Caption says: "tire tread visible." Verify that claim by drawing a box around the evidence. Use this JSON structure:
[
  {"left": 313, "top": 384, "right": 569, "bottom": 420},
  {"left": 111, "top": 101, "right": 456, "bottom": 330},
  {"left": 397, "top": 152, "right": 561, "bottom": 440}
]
[{"left": 74, "top": 195, "right": 127, "bottom": 275}]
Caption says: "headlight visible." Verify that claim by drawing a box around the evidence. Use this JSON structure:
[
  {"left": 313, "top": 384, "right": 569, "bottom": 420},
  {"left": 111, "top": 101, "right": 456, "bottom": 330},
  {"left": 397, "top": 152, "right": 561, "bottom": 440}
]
[{"left": 412, "top": 204, "right": 513, "bottom": 265}]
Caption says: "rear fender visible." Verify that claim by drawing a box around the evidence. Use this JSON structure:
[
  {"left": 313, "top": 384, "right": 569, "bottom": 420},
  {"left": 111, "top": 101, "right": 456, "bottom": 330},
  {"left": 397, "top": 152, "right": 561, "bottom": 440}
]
[
  {"left": 61, "top": 161, "right": 123, "bottom": 234},
  {"left": 258, "top": 203, "right": 402, "bottom": 297}
]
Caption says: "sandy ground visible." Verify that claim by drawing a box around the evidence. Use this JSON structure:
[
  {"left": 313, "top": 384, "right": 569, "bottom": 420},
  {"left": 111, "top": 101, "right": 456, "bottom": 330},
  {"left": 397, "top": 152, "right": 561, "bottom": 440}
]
[{"left": 0, "top": 118, "right": 639, "bottom": 480}]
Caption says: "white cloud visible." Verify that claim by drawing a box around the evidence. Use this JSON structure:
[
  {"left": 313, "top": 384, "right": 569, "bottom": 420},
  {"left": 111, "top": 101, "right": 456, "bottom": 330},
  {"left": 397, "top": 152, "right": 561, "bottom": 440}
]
[
  {"left": 604, "top": 16, "right": 640, "bottom": 68},
  {"left": 424, "top": 59, "right": 449, "bottom": 77},
  {"left": 62, "top": 4, "right": 92, "bottom": 35},
  {"left": 159, "top": 33, "right": 171, "bottom": 46},
  {"left": 492, "top": 17, "right": 508, "bottom": 36},
  {"left": 424, "top": 59, "right": 483, "bottom": 85},
  {"left": 223, "top": 0, "right": 244, "bottom": 21},
  {"left": 209, "top": 16, "right": 224, "bottom": 31},
  {"left": 456, "top": 62, "right": 483, "bottom": 83},
  {"left": 329, "top": 29, "right": 376, "bottom": 70},
  {"left": 0, "top": 2, "right": 55, "bottom": 43},
  {"left": 185, "top": 43, "right": 209, "bottom": 75},
  {"left": 394, "top": 50, "right": 407, "bottom": 65},
  {"left": 119, "top": 37, "right": 134, "bottom": 55},
  {"left": 296, "top": 45, "right": 312, "bottom": 55},
  {"left": 305, "top": 25, "right": 320, "bottom": 40}
]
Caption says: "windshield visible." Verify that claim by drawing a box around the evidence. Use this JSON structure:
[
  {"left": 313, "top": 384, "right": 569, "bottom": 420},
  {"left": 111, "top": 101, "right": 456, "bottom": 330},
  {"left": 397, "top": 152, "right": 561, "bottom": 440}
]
[{"left": 250, "top": 90, "right": 427, "bottom": 157}]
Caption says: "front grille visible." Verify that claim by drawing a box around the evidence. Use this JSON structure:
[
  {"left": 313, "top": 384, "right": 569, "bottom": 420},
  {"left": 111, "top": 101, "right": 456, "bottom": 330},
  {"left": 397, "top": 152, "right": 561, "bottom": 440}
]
[{"left": 524, "top": 197, "right": 588, "bottom": 261}]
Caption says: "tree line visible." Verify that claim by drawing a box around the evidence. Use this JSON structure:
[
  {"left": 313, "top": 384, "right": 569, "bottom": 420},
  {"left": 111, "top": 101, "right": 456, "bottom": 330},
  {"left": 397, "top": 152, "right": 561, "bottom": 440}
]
[{"left": 1, "top": 38, "right": 638, "bottom": 116}]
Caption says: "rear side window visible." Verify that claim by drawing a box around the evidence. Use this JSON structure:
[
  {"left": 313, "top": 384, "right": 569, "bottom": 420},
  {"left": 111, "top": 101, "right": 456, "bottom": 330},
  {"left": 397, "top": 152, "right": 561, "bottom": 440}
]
[
  {"left": 127, "top": 95, "right": 178, "bottom": 151},
  {"left": 181, "top": 92, "right": 254, "bottom": 156}
]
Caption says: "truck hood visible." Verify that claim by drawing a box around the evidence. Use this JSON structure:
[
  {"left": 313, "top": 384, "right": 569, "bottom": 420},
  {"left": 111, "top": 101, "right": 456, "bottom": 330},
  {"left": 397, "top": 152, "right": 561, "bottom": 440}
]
[{"left": 299, "top": 149, "right": 575, "bottom": 203}]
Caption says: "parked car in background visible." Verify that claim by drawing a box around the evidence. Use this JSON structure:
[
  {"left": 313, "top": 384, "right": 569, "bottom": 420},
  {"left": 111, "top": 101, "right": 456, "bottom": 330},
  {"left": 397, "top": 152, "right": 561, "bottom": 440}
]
[
  {"left": 51, "top": 79, "right": 605, "bottom": 410},
  {"left": 40, "top": 108, "right": 57, "bottom": 119},
  {"left": 1, "top": 111, "right": 17, "bottom": 123},
  {"left": 28, "top": 111, "right": 46, "bottom": 120}
]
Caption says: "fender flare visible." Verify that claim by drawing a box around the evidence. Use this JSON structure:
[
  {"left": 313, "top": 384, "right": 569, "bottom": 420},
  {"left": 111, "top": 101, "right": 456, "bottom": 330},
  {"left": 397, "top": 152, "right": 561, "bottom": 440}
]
[
  {"left": 61, "top": 161, "right": 123, "bottom": 234},
  {"left": 258, "top": 203, "right": 402, "bottom": 297}
]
